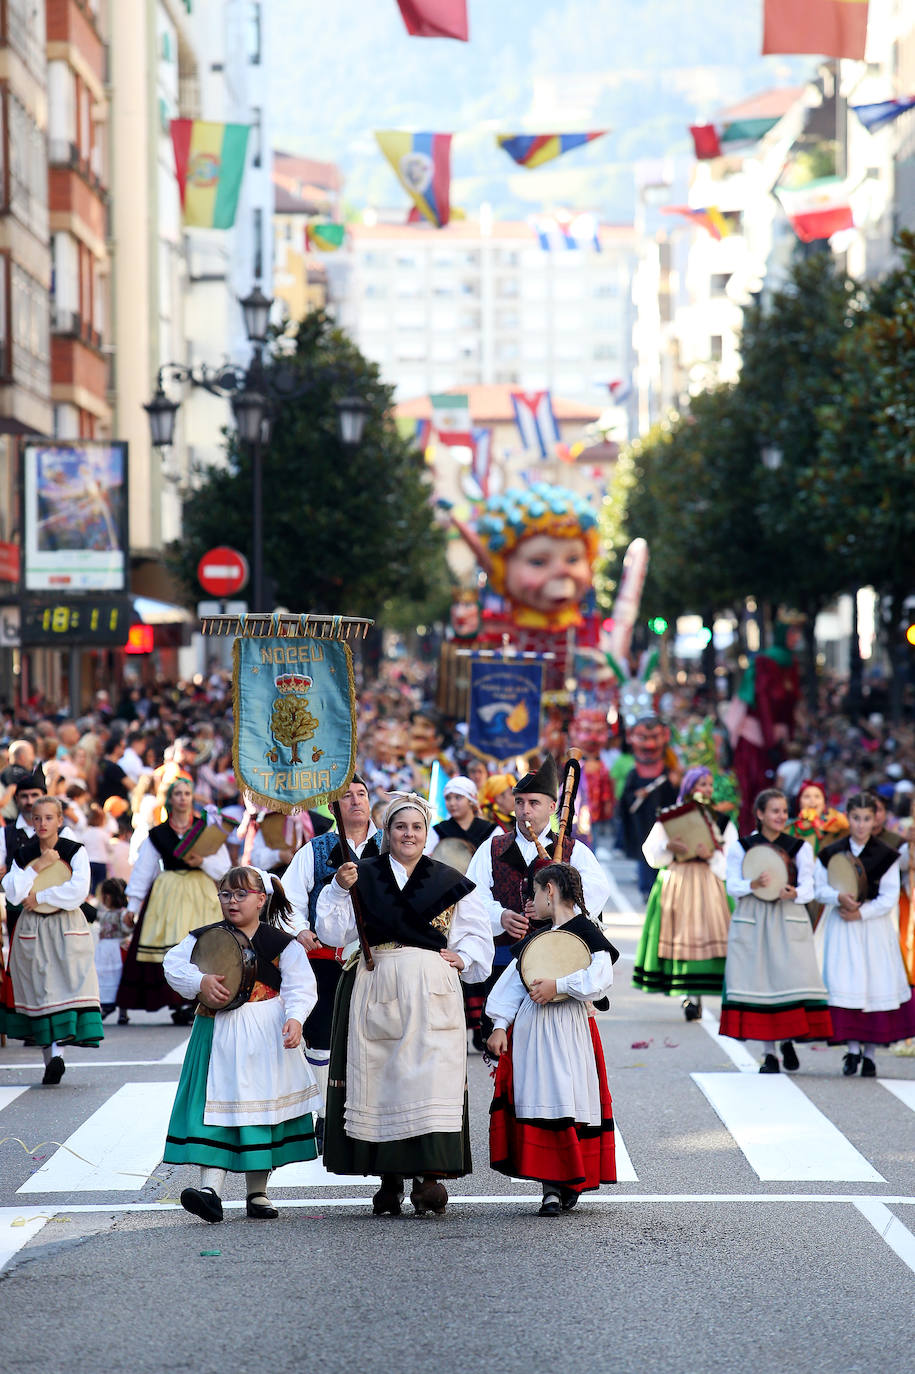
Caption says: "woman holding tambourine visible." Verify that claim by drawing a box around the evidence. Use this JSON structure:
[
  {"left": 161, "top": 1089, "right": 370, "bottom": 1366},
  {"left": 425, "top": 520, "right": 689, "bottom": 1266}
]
[
  {"left": 813, "top": 792, "right": 915, "bottom": 1078},
  {"left": 162, "top": 866, "right": 321, "bottom": 1224},
  {"left": 721, "top": 787, "right": 833, "bottom": 1074},
  {"left": 486, "top": 862, "right": 618, "bottom": 1217},
  {"left": 1, "top": 794, "right": 101, "bottom": 1084},
  {"left": 635, "top": 766, "right": 736, "bottom": 1021}
]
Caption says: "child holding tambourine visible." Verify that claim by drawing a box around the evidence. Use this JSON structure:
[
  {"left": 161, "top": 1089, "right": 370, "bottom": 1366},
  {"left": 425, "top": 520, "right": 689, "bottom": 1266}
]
[{"left": 485, "top": 862, "right": 617, "bottom": 1217}]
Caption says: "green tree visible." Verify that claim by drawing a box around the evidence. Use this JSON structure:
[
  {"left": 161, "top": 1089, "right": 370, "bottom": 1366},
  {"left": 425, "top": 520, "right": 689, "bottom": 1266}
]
[{"left": 169, "top": 312, "right": 449, "bottom": 625}]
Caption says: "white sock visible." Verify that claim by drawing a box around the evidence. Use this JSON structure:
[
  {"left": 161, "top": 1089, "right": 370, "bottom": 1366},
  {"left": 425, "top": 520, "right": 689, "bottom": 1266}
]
[
  {"left": 41, "top": 1045, "right": 53, "bottom": 1066},
  {"left": 761, "top": 1041, "right": 777, "bottom": 1056},
  {"left": 245, "top": 1170, "right": 270, "bottom": 1198},
  {"left": 847, "top": 1040, "right": 861, "bottom": 1055},
  {"left": 862, "top": 1043, "right": 876, "bottom": 1059},
  {"left": 199, "top": 1167, "right": 226, "bottom": 1196}
]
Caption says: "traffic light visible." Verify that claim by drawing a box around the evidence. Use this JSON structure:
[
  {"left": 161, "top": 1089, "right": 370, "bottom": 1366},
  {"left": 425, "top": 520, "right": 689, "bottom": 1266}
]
[
  {"left": 698, "top": 626, "right": 713, "bottom": 647},
  {"left": 906, "top": 624, "right": 915, "bottom": 646},
  {"left": 647, "top": 617, "right": 668, "bottom": 635}
]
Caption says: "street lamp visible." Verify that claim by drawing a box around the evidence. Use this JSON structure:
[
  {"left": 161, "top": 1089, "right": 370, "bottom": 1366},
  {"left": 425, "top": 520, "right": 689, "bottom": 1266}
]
[{"left": 144, "top": 283, "right": 369, "bottom": 612}]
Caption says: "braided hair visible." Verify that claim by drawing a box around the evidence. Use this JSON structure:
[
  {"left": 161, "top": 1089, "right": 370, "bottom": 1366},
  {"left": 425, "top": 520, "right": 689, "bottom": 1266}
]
[{"left": 532, "top": 862, "right": 589, "bottom": 919}]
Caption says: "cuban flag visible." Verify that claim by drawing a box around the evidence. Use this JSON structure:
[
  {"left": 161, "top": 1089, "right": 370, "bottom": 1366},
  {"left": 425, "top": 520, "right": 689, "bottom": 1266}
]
[
  {"left": 535, "top": 213, "right": 600, "bottom": 251},
  {"left": 608, "top": 378, "right": 633, "bottom": 404},
  {"left": 510, "top": 391, "right": 561, "bottom": 459}
]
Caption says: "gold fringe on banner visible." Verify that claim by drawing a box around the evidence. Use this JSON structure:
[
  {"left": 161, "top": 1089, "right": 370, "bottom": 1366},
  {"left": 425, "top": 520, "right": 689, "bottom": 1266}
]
[{"left": 201, "top": 612, "right": 374, "bottom": 640}]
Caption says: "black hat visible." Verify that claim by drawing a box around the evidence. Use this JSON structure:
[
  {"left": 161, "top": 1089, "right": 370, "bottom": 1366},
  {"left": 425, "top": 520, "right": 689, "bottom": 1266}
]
[
  {"left": 15, "top": 770, "right": 45, "bottom": 794},
  {"left": 349, "top": 773, "right": 370, "bottom": 793},
  {"left": 513, "top": 755, "right": 559, "bottom": 800}
]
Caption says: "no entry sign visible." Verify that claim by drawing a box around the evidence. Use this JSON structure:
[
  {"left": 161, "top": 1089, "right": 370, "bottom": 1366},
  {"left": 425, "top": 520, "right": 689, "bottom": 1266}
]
[{"left": 197, "top": 546, "right": 249, "bottom": 596}]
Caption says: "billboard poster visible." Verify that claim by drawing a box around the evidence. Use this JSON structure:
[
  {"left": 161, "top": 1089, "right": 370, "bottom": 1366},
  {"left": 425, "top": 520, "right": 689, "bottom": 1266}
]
[{"left": 22, "top": 441, "right": 128, "bottom": 592}]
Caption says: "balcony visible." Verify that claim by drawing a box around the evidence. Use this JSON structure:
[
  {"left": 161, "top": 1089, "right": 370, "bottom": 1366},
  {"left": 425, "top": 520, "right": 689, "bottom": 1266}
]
[
  {"left": 48, "top": 139, "right": 107, "bottom": 196},
  {"left": 51, "top": 305, "right": 102, "bottom": 352}
]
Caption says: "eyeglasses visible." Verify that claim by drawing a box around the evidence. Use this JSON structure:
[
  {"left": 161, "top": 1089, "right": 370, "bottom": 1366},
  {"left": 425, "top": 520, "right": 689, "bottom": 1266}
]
[{"left": 217, "top": 889, "right": 259, "bottom": 904}]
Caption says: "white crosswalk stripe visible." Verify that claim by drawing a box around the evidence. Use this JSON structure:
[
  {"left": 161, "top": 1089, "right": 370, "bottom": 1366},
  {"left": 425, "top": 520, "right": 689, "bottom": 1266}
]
[
  {"left": 0, "top": 1086, "right": 29, "bottom": 1116},
  {"left": 17, "top": 1082, "right": 178, "bottom": 1194},
  {"left": 692, "top": 1072, "right": 885, "bottom": 1182},
  {"left": 881, "top": 1078, "right": 915, "bottom": 1114}
]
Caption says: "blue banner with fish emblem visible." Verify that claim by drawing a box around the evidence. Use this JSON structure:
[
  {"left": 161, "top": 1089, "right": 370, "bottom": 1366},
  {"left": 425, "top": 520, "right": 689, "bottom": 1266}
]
[
  {"left": 233, "top": 636, "right": 357, "bottom": 811},
  {"left": 467, "top": 657, "right": 543, "bottom": 761}
]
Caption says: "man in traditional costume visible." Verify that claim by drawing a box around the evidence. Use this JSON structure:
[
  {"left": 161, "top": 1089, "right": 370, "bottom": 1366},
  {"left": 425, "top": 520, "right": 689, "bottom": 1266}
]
[
  {"left": 281, "top": 774, "right": 381, "bottom": 1144},
  {"left": 465, "top": 756, "right": 612, "bottom": 1039},
  {"left": 316, "top": 793, "right": 493, "bottom": 1216}
]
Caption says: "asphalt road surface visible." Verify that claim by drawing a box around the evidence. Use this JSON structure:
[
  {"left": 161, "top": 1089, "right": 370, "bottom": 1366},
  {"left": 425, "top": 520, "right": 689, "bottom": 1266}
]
[{"left": 2, "top": 847, "right": 913, "bottom": 1374}]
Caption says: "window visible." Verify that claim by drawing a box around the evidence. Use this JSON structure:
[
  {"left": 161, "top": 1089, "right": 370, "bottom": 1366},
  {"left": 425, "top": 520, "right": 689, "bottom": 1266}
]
[
  {"left": 250, "top": 107, "right": 262, "bottom": 169},
  {"left": 248, "top": 2, "right": 262, "bottom": 63},
  {"left": 710, "top": 335, "right": 723, "bottom": 362}
]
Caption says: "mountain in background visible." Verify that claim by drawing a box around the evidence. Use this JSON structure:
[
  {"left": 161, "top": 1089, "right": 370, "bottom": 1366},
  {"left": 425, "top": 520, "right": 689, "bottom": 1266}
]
[{"left": 266, "top": 0, "right": 811, "bottom": 221}]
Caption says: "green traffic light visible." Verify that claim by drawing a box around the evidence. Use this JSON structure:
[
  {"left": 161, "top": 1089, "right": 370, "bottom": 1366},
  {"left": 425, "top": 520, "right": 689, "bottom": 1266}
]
[{"left": 648, "top": 617, "right": 668, "bottom": 635}]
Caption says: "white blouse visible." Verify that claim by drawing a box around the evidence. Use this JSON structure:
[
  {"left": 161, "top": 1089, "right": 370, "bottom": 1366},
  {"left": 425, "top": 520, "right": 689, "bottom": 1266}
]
[
  {"left": 486, "top": 947, "right": 615, "bottom": 1031},
  {"left": 2, "top": 844, "right": 91, "bottom": 910},
  {"left": 162, "top": 930, "right": 318, "bottom": 1025}
]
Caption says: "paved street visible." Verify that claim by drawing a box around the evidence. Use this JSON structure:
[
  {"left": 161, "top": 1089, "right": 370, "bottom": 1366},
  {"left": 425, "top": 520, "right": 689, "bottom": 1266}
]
[{"left": 2, "top": 849, "right": 914, "bottom": 1374}]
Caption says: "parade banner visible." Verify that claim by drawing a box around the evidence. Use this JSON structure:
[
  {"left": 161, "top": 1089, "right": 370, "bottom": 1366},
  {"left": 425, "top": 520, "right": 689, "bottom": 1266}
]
[
  {"left": 468, "top": 657, "right": 543, "bottom": 761},
  {"left": 233, "top": 635, "right": 357, "bottom": 812}
]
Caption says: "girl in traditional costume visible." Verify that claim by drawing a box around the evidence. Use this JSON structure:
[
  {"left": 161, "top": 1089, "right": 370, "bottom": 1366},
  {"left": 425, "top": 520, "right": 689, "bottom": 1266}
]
[
  {"left": 118, "top": 778, "right": 230, "bottom": 1023},
  {"left": 1, "top": 795, "right": 101, "bottom": 1083},
  {"left": 317, "top": 792, "right": 493, "bottom": 1217},
  {"left": 486, "top": 863, "right": 617, "bottom": 1216},
  {"left": 162, "top": 867, "right": 321, "bottom": 1223},
  {"left": 814, "top": 793, "right": 915, "bottom": 1077},
  {"left": 721, "top": 788, "right": 833, "bottom": 1073},
  {"left": 635, "top": 766, "right": 736, "bottom": 1020},
  {"left": 787, "top": 780, "right": 848, "bottom": 856}
]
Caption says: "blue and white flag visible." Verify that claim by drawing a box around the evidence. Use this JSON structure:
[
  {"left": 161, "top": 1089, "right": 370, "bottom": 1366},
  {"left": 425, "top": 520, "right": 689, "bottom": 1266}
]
[
  {"left": 535, "top": 213, "right": 601, "bottom": 251},
  {"left": 468, "top": 657, "right": 544, "bottom": 761},
  {"left": 510, "top": 390, "right": 561, "bottom": 458},
  {"left": 233, "top": 636, "right": 357, "bottom": 811}
]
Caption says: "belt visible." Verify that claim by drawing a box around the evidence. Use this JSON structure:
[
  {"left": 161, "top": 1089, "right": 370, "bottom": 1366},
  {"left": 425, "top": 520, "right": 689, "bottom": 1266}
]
[
  {"left": 371, "top": 941, "right": 404, "bottom": 952},
  {"left": 308, "top": 944, "right": 344, "bottom": 963}
]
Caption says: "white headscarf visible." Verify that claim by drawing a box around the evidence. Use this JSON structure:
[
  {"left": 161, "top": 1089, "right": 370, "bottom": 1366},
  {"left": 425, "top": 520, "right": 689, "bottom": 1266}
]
[
  {"left": 253, "top": 866, "right": 274, "bottom": 895},
  {"left": 381, "top": 792, "right": 432, "bottom": 853},
  {"left": 443, "top": 775, "right": 479, "bottom": 805}
]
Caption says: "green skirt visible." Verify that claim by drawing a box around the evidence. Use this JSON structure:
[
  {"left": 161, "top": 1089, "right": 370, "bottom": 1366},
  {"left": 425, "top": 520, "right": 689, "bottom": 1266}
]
[
  {"left": 163, "top": 1015, "right": 318, "bottom": 1172},
  {"left": 632, "top": 870, "right": 727, "bottom": 998},
  {"left": 0, "top": 1006, "right": 104, "bottom": 1048},
  {"left": 323, "top": 962, "right": 472, "bottom": 1179}
]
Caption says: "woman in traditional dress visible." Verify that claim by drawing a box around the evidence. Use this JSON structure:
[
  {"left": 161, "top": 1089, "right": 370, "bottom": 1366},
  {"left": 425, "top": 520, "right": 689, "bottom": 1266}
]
[
  {"left": 721, "top": 787, "right": 833, "bottom": 1073},
  {"left": 486, "top": 863, "right": 617, "bottom": 1216},
  {"left": 814, "top": 792, "right": 915, "bottom": 1077},
  {"left": 634, "top": 766, "right": 736, "bottom": 1021},
  {"left": 117, "top": 778, "right": 231, "bottom": 1023},
  {"left": 1, "top": 795, "right": 101, "bottom": 1083},
  {"left": 787, "top": 779, "right": 848, "bottom": 856},
  {"left": 316, "top": 792, "right": 493, "bottom": 1217},
  {"left": 162, "top": 867, "right": 321, "bottom": 1223},
  {"left": 425, "top": 775, "right": 497, "bottom": 1051}
]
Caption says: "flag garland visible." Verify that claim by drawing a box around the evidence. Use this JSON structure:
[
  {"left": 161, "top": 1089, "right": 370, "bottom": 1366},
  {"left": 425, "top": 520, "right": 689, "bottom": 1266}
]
[
  {"left": 171, "top": 120, "right": 250, "bottom": 228},
  {"left": 661, "top": 205, "right": 732, "bottom": 240},
  {"left": 690, "top": 117, "right": 781, "bottom": 160},
  {"left": 510, "top": 391, "right": 560, "bottom": 458},
  {"left": 305, "top": 222, "right": 346, "bottom": 252},
  {"left": 535, "top": 213, "right": 601, "bottom": 251},
  {"left": 496, "top": 132, "right": 608, "bottom": 169},
  {"left": 762, "top": 0, "right": 869, "bottom": 62},
  {"left": 775, "top": 177, "right": 854, "bottom": 242},
  {"left": 396, "top": 0, "right": 468, "bottom": 40},
  {"left": 376, "top": 131, "right": 452, "bottom": 227},
  {"left": 431, "top": 393, "right": 472, "bottom": 447},
  {"left": 851, "top": 97, "right": 915, "bottom": 132}
]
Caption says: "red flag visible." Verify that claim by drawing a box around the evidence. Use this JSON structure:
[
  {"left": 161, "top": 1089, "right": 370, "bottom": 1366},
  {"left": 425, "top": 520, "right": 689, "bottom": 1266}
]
[
  {"left": 762, "top": 0, "right": 868, "bottom": 61},
  {"left": 396, "top": 1, "right": 468, "bottom": 39},
  {"left": 690, "top": 124, "right": 723, "bottom": 160}
]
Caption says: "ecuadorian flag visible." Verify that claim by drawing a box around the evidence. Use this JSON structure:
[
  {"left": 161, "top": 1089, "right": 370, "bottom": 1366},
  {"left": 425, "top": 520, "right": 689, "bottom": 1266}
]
[
  {"left": 376, "top": 131, "right": 452, "bottom": 227},
  {"left": 171, "top": 120, "right": 250, "bottom": 229},
  {"left": 496, "top": 132, "right": 608, "bottom": 169}
]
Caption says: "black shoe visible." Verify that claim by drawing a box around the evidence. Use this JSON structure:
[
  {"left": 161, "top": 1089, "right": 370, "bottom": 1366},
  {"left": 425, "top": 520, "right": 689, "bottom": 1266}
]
[
  {"left": 314, "top": 1116, "right": 324, "bottom": 1155},
  {"left": 861, "top": 1056, "right": 877, "bottom": 1078},
  {"left": 560, "top": 1187, "right": 580, "bottom": 1212},
  {"left": 780, "top": 1041, "right": 800, "bottom": 1072},
  {"left": 117, "top": 1011, "right": 130, "bottom": 1025},
  {"left": 682, "top": 998, "right": 702, "bottom": 1022},
  {"left": 538, "top": 1193, "right": 561, "bottom": 1217},
  {"left": 180, "top": 1187, "right": 223, "bottom": 1223},
  {"left": 372, "top": 1174, "right": 404, "bottom": 1216},
  {"left": 246, "top": 1193, "right": 279, "bottom": 1219},
  {"left": 410, "top": 1178, "right": 448, "bottom": 1217},
  {"left": 42, "top": 1056, "right": 65, "bottom": 1086},
  {"left": 842, "top": 1052, "right": 862, "bottom": 1077},
  {"left": 471, "top": 1027, "right": 485, "bottom": 1053},
  {"left": 759, "top": 1054, "right": 780, "bottom": 1074}
]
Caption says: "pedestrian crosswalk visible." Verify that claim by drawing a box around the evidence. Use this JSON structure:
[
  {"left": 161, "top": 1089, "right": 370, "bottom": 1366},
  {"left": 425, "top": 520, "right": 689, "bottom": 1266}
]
[{"left": 1, "top": 1068, "right": 912, "bottom": 1199}]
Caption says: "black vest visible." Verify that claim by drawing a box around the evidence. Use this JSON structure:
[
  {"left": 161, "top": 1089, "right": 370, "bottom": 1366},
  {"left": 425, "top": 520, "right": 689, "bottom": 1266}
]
[
  {"left": 13, "top": 834, "right": 84, "bottom": 869},
  {"left": 190, "top": 919, "right": 293, "bottom": 992},
  {"left": 352, "top": 853, "right": 475, "bottom": 952}
]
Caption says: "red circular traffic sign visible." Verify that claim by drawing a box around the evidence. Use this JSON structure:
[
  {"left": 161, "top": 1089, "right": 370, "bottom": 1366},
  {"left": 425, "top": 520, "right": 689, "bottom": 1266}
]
[{"left": 197, "top": 546, "right": 249, "bottom": 596}]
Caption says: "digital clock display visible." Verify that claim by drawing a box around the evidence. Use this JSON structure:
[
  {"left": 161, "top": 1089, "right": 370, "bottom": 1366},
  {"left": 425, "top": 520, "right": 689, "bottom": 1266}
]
[{"left": 21, "top": 598, "right": 133, "bottom": 647}]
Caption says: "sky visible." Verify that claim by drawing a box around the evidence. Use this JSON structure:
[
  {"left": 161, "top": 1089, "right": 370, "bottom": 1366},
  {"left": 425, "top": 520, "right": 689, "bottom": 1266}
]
[{"left": 265, "top": 0, "right": 811, "bottom": 219}]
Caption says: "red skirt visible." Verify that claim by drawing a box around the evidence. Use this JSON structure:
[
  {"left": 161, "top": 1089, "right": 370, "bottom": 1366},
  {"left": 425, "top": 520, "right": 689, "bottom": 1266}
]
[
  {"left": 489, "top": 1018, "right": 617, "bottom": 1193},
  {"left": 719, "top": 1004, "right": 833, "bottom": 1042}
]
